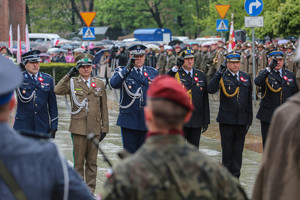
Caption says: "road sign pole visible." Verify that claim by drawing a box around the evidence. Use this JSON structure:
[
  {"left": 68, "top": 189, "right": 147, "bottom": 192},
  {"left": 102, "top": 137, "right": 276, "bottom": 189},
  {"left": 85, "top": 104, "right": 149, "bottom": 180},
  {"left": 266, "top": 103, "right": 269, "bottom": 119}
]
[
  {"left": 252, "top": 27, "right": 256, "bottom": 106},
  {"left": 88, "top": 41, "right": 90, "bottom": 54},
  {"left": 221, "top": 32, "right": 223, "bottom": 42}
]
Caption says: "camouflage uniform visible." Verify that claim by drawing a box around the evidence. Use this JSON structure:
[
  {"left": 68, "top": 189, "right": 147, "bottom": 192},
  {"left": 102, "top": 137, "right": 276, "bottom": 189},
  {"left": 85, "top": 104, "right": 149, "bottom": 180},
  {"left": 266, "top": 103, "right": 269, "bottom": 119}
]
[
  {"left": 206, "top": 49, "right": 218, "bottom": 82},
  {"left": 285, "top": 51, "right": 297, "bottom": 74},
  {"left": 194, "top": 50, "right": 202, "bottom": 70},
  {"left": 201, "top": 50, "right": 209, "bottom": 73},
  {"left": 102, "top": 135, "right": 248, "bottom": 200}
]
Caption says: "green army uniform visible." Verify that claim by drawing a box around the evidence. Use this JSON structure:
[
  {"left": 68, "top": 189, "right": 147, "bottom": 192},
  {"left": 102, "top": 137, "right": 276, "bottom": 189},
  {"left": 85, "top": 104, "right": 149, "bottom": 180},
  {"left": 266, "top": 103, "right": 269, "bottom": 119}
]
[
  {"left": 201, "top": 50, "right": 209, "bottom": 73},
  {"left": 285, "top": 46, "right": 297, "bottom": 74},
  {"left": 257, "top": 46, "right": 267, "bottom": 72},
  {"left": 216, "top": 46, "right": 227, "bottom": 69},
  {"left": 102, "top": 135, "right": 248, "bottom": 200},
  {"left": 206, "top": 49, "right": 218, "bottom": 82},
  {"left": 240, "top": 49, "right": 250, "bottom": 73},
  {"left": 194, "top": 50, "right": 202, "bottom": 70}
]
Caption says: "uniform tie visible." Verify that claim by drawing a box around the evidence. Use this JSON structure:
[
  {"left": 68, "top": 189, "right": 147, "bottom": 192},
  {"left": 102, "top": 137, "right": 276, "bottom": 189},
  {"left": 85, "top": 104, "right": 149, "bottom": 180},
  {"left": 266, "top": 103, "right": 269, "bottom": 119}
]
[
  {"left": 276, "top": 71, "right": 282, "bottom": 79},
  {"left": 31, "top": 74, "right": 37, "bottom": 83},
  {"left": 187, "top": 72, "right": 192, "bottom": 82},
  {"left": 137, "top": 68, "right": 142, "bottom": 79},
  {"left": 234, "top": 74, "right": 239, "bottom": 82}
]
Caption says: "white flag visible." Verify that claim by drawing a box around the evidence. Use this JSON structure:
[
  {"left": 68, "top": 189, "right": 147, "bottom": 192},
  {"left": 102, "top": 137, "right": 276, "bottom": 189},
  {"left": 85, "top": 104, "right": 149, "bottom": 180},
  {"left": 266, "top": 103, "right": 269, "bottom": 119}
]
[
  {"left": 25, "top": 24, "right": 30, "bottom": 52},
  {"left": 8, "top": 24, "right": 13, "bottom": 54},
  {"left": 17, "top": 24, "right": 22, "bottom": 64}
]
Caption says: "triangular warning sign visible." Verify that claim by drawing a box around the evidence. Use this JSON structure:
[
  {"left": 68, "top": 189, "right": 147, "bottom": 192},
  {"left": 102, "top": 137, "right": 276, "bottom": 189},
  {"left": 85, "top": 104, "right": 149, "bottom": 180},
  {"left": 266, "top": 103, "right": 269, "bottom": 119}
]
[
  {"left": 83, "top": 28, "right": 95, "bottom": 38},
  {"left": 217, "top": 20, "right": 228, "bottom": 30},
  {"left": 80, "top": 12, "right": 96, "bottom": 27},
  {"left": 215, "top": 5, "right": 230, "bottom": 19}
]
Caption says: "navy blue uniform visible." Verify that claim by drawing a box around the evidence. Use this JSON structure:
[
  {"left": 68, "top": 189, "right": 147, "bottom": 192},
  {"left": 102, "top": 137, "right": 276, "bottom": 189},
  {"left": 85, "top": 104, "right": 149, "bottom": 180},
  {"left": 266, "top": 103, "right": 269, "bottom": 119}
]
[
  {"left": 110, "top": 66, "right": 158, "bottom": 153},
  {"left": 168, "top": 68, "right": 210, "bottom": 147},
  {"left": 255, "top": 68, "right": 298, "bottom": 146},
  {"left": 0, "top": 122, "right": 94, "bottom": 199},
  {"left": 14, "top": 71, "right": 58, "bottom": 134},
  {"left": 208, "top": 69, "right": 253, "bottom": 178}
]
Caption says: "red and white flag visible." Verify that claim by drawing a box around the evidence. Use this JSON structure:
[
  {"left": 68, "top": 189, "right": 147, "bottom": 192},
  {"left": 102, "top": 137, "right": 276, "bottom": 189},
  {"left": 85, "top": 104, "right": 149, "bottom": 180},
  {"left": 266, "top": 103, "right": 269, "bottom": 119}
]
[
  {"left": 228, "top": 19, "right": 236, "bottom": 52},
  {"left": 17, "top": 24, "right": 22, "bottom": 63},
  {"left": 25, "top": 24, "right": 30, "bottom": 52},
  {"left": 53, "top": 38, "right": 59, "bottom": 46},
  {"left": 8, "top": 24, "right": 13, "bottom": 54}
]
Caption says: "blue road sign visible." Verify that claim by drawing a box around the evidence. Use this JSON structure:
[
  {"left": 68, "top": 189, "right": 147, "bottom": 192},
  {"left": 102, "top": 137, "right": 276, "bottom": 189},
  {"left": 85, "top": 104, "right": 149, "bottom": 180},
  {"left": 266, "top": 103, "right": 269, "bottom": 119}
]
[
  {"left": 216, "top": 19, "right": 229, "bottom": 32},
  {"left": 82, "top": 27, "right": 95, "bottom": 40},
  {"left": 244, "top": 0, "right": 263, "bottom": 16}
]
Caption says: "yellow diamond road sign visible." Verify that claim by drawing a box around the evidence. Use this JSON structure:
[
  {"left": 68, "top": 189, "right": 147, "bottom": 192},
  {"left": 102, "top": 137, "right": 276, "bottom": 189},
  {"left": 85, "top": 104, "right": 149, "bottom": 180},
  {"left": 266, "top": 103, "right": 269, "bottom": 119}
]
[{"left": 215, "top": 5, "right": 231, "bottom": 19}]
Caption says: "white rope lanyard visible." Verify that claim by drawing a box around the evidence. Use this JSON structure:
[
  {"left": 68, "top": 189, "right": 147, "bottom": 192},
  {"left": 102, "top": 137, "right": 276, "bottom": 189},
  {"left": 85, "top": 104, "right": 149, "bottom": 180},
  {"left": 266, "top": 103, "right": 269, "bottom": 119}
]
[
  {"left": 16, "top": 87, "right": 35, "bottom": 103},
  {"left": 64, "top": 78, "right": 88, "bottom": 115},
  {"left": 114, "top": 81, "right": 142, "bottom": 109}
]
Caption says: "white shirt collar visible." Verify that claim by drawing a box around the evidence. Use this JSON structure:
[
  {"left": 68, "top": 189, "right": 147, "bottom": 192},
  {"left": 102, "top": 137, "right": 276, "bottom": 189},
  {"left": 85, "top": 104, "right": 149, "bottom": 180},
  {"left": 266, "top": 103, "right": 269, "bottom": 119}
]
[
  {"left": 134, "top": 66, "right": 143, "bottom": 74},
  {"left": 183, "top": 68, "right": 193, "bottom": 77},
  {"left": 229, "top": 70, "right": 239, "bottom": 78},
  {"left": 81, "top": 77, "right": 91, "bottom": 88}
]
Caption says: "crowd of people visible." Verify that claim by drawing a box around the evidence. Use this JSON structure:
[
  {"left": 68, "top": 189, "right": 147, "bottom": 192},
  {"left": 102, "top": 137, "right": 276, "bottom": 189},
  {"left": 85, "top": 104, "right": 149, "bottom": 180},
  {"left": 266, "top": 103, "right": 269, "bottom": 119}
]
[{"left": 0, "top": 36, "right": 300, "bottom": 200}]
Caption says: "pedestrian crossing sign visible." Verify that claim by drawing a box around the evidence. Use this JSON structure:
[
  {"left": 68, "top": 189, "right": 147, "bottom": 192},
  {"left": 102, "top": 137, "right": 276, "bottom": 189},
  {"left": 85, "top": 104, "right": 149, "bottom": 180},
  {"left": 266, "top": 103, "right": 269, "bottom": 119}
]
[
  {"left": 216, "top": 19, "right": 229, "bottom": 32},
  {"left": 82, "top": 27, "right": 95, "bottom": 40}
]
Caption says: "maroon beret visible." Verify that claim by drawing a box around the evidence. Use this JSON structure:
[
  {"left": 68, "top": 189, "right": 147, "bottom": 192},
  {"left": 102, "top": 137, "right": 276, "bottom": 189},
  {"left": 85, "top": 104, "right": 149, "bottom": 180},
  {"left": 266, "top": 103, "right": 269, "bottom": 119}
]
[
  {"left": 0, "top": 46, "right": 7, "bottom": 51},
  {"left": 147, "top": 75, "right": 194, "bottom": 111}
]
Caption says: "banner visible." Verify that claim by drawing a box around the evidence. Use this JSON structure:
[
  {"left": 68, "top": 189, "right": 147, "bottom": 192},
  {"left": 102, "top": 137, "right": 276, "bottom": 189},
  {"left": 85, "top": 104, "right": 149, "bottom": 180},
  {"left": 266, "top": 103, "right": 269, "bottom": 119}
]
[
  {"left": 8, "top": 24, "right": 13, "bottom": 54},
  {"left": 17, "top": 24, "right": 22, "bottom": 64},
  {"left": 25, "top": 24, "right": 30, "bottom": 52},
  {"left": 228, "top": 17, "right": 236, "bottom": 52}
]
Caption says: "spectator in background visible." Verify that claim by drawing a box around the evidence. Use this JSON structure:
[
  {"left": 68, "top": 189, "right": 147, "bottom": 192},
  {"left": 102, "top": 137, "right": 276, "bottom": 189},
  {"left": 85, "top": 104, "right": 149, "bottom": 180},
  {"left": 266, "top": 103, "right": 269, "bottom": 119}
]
[
  {"left": 58, "top": 51, "right": 66, "bottom": 63},
  {"left": 66, "top": 50, "right": 75, "bottom": 63}
]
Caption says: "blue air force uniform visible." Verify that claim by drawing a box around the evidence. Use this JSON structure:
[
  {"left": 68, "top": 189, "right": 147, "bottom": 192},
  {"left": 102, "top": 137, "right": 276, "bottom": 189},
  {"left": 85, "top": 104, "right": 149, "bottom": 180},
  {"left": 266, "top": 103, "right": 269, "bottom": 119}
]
[
  {"left": 110, "top": 44, "right": 159, "bottom": 153},
  {"left": 13, "top": 50, "right": 58, "bottom": 135},
  {"left": 208, "top": 51, "right": 253, "bottom": 178},
  {"left": 255, "top": 50, "right": 298, "bottom": 147},
  {"left": 0, "top": 55, "right": 93, "bottom": 200}
]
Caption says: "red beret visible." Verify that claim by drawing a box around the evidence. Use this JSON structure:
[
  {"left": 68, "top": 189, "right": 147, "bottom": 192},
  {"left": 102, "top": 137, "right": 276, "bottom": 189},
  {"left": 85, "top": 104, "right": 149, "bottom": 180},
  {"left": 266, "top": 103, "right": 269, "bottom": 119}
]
[
  {"left": 174, "top": 45, "right": 181, "bottom": 49},
  {"left": 159, "top": 44, "right": 164, "bottom": 48},
  {"left": 0, "top": 46, "right": 7, "bottom": 51},
  {"left": 147, "top": 75, "right": 194, "bottom": 111}
]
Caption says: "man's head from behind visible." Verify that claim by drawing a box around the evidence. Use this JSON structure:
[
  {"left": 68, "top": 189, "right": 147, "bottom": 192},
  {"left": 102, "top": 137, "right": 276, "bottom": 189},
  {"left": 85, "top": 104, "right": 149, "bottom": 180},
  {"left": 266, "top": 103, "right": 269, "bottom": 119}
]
[
  {"left": 145, "top": 75, "right": 193, "bottom": 133},
  {"left": 0, "top": 55, "right": 23, "bottom": 121}
]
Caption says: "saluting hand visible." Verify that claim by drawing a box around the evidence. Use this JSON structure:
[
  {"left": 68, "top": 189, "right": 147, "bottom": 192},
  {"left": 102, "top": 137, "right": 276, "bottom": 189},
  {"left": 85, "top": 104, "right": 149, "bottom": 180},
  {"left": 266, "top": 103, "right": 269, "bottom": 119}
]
[{"left": 126, "top": 57, "right": 136, "bottom": 71}]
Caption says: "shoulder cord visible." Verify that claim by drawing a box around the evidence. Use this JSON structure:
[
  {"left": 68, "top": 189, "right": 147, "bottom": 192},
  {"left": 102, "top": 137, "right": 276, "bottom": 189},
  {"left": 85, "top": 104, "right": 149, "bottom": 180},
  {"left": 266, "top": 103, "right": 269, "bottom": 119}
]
[
  {"left": 219, "top": 77, "right": 240, "bottom": 98},
  {"left": 53, "top": 142, "right": 69, "bottom": 200},
  {"left": 64, "top": 78, "right": 88, "bottom": 115},
  {"left": 256, "top": 78, "right": 282, "bottom": 104},
  {"left": 113, "top": 81, "right": 142, "bottom": 109},
  {"left": 175, "top": 72, "right": 193, "bottom": 104},
  {"left": 16, "top": 87, "right": 35, "bottom": 103}
]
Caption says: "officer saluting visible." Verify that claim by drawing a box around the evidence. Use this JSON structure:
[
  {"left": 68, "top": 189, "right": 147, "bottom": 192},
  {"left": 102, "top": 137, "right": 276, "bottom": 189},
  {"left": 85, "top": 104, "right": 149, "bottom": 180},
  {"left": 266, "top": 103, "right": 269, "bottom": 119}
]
[
  {"left": 208, "top": 51, "right": 253, "bottom": 179},
  {"left": 54, "top": 54, "right": 109, "bottom": 193},
  {"left": 110, "top": 44, "right": 159, "bottom": 153},
  {"left": 255, "top": 50, "right": 298, "bottom": 147},
  {"left": 168, "top": 47, "right": 210, "bottom": 148},
  {"left": 14, "top": 50, "right": 58, "bottom": 137}
]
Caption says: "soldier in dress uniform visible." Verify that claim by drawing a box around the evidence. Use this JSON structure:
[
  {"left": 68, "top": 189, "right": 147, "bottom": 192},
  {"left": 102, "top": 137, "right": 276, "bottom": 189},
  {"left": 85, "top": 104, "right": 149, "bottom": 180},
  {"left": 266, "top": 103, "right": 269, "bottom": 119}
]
[
  {"left": 54, "top": 53, "right": 109, "bottom": 193},
  {"left": 278, "top": 43, "right": 286, "bottom": 52},
  {"left": 102, "top": 75, "right": 248, "bottom": 200},
  {"left": 240, "top": 43, "right": 250, "bottom": 73},
  {"left": 0, "top": 55, "right": 94, "bottom": 200},
  {"left": 285, "top": 44, "right": 297, "bottom": 74},
  {"left": 235, "top": 43, "right": 242, "bottom": 52},
  {"left": 255, "top": 50, "right": 298, "bottom": 148},
  {"left": 206, "top": 43, "right": 218, "bottom": 82},
  {"left": 257, "top": 43, "right": 267, "bottom": 72},
  {"left": 156, "top": 44, "right": 165, "bottom": 69},
  {"left": 246, "top": 43, "right": 255, "bottom": 80},
  {"left": 208, "top": 51, "right": 253, "bottom": 178},
  {"left": 167, "top": 47, "right": 210, "bottom": 148},
  {"left": 110, "top": 44, "right": 159, "bottom": 153},
  {"left": 14, "top": 50, "right": 58, "bottom": 138}
]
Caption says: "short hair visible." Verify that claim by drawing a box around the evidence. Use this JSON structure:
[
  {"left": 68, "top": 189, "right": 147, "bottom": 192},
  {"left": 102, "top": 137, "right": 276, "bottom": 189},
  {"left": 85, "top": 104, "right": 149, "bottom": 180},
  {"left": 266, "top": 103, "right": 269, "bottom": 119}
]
[{"left": 147, "top": 99, "right": 189, "bottom": 129}]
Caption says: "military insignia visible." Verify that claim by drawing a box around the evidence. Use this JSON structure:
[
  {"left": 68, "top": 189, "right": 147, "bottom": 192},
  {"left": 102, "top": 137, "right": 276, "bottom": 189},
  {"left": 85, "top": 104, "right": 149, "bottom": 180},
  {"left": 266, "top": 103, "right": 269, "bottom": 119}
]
[
  {"left": 74, "top": 91, "right": 77, "bottom": 94},
  {"left": 75, "top": 88, "right": 82, "bottom": 91},
  {"left": 41, "top": 84, "right": 44, "bottom": 88},
  {"left": 84, "top": 57, "right": 89, "bottom": 62},
  {"left": 25, "top": 74, "right": 28, "bottom": 78},
  {"left": 194, "top": 77, "right": 199, "bottom": 82},
  {"left": 195, "top": 73, "right": 198, "bottom": 76},
  {"left": 129, "top": 85, "right": 132, "bottom": 89},
  {"left": 200, "top": 87, "right": 203, "bottom": 91},
  {"left": 240, "top": 77, "right": 245, "bottom": 82},
  {"left": 38, "top": 77, "right": 43, "bottom": 82},
  {"left": 287, "top": 82, "right": 290, "bottom": 85},
  {"left": 283, "top": 76, "right": 288, "bottom": 81},
  {"left": 229, "top": 86, "right": 231, "bottom": 90},
  {"left": 228, "top": 73, "right": 230, "bottom": 76},
  {"left": 182, "top": 74, "right": 185, "bottom": 76},
  {"left": 22, "top": 90, "right": 26, "bottom": 94},
  {"left": 144, "top": 72, "right": 148, "bottom": 77},
  {"left": 196, "top": 83, "right": 199, "bottom": 86},
  {"left": 91, "top": 82, "right": 96, "bottom": 88}
]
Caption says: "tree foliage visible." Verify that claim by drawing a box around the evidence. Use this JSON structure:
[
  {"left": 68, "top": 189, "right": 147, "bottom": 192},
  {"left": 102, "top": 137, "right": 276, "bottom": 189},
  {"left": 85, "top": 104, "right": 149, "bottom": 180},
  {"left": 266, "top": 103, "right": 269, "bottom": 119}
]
[{"left": 26, "top": 0, "right": 297, "bottom": 40}]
